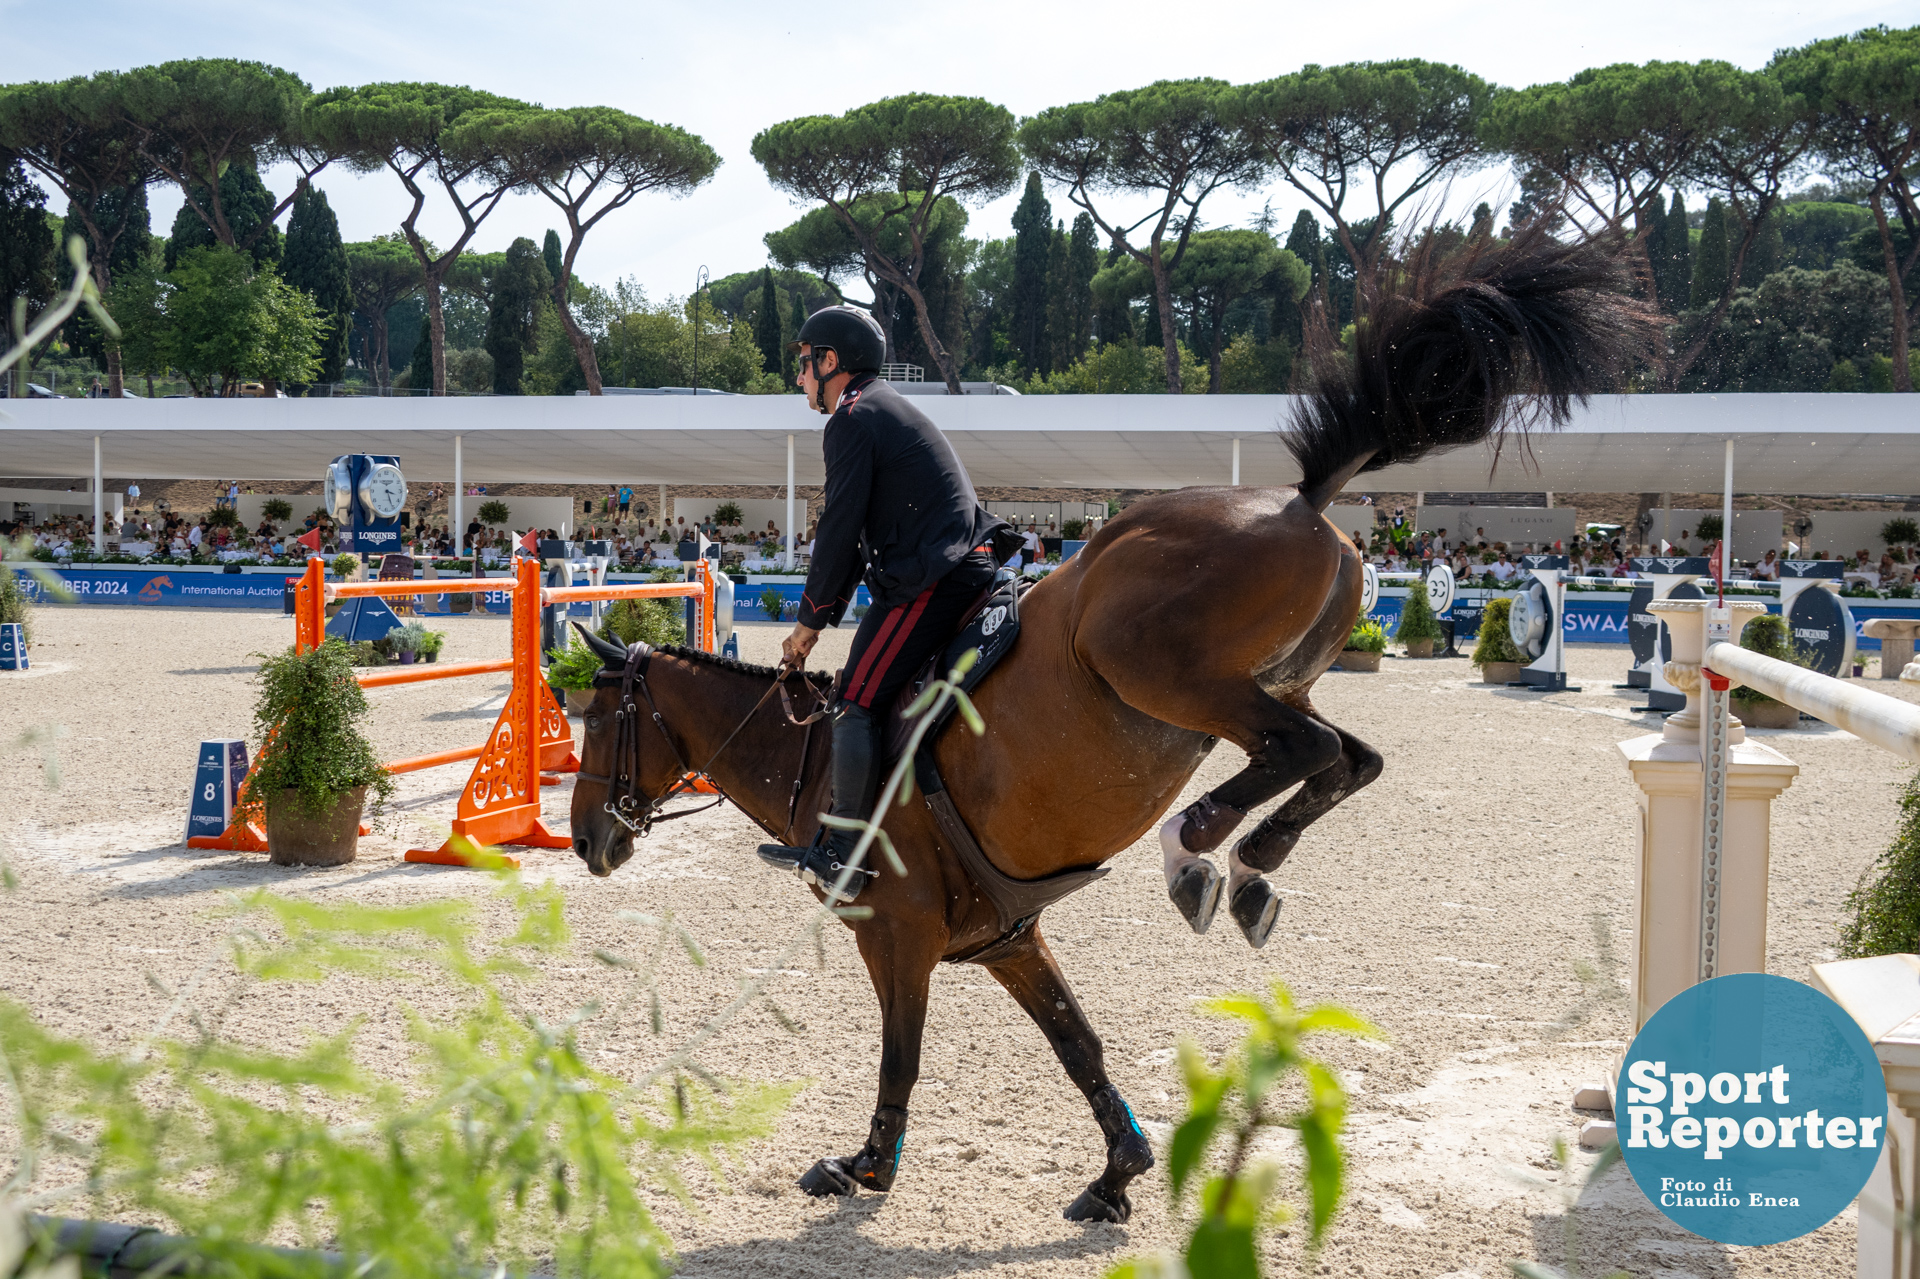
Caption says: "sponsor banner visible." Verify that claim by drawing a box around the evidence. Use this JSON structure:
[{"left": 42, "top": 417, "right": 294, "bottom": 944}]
[
  {"left": 12, "top": 566, "right": 303, "bottom": 609},
  {"left": 1367, "top": 588, "right": 1635, "bottom": 644}
]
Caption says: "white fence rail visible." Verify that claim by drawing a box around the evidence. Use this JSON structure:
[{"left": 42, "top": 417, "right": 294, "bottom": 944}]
[{"left": 1707, "top": 640, "right": 1920, "bottom": 763}]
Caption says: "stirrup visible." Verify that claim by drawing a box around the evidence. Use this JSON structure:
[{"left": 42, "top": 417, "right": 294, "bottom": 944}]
[{"left": 757, "top": 842, "right": 877, "bottom": 900}]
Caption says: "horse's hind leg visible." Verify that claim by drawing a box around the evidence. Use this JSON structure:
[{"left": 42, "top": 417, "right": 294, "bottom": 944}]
[
  {"left": 1140, "top": 689, "right": 1344, "bottom": 935},
  {"left": 1220, "top": 717, "right": 1382, "bottom": 946},
  {"left": 983, "top": 928, "right": 1155, "bottom": 1223}
]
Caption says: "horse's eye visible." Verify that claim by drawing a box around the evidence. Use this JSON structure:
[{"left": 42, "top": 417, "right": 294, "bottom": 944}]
[{"left": 584, "top": 715, "right": 601, "bottom": 733}]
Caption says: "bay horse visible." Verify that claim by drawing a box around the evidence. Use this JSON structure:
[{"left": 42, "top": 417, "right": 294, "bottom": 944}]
[{"left": 569, "top": 230, "right": 1650, "bottom": 1223}]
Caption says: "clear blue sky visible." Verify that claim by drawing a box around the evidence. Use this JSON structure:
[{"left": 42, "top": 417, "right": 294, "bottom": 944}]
[{"left": 5, "top": 0, "right": 1908, "bottom": 302}]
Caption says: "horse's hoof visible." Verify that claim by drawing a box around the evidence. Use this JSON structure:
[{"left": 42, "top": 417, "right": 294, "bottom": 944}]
[
  {"left": 1168, "top": 861, "right": 1223, "bottom": 934},
  {"left": 1064, "top": 1183, "right": 1131, "bottom": 1223},
  {"left": 798, "top": 1157, "right": 858, "bottom": 1197},
  {"left": 1229, "top": 876, "right": 1282, "bottom": 949}
]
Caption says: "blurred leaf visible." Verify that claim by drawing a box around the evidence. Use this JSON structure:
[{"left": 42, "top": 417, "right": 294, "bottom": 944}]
[
  {"left": 1183, "top": 1216, "right": 1258, "bottom": 1279},
  {"left": 1167, "top": 1110, "right": 1221, "bottom": 1205}
]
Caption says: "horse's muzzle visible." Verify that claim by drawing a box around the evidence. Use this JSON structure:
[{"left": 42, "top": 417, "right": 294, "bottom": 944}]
[{"left": 574, "top": 827, "right": 634, "bottom": 878}]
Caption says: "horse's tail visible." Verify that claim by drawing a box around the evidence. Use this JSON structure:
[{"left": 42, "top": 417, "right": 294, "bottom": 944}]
[{"left": 1286, "top": 226, "right": 1655, "bottom": 513}]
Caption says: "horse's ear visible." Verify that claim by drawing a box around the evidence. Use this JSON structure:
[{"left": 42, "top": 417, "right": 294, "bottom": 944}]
[{"left": 573, "top": 621, "right": 628, "bottom": 669}]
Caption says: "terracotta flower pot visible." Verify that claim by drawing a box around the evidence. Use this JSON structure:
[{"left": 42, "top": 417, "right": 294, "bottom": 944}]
[
  {"left": 1337, "top": 650, "right": 1381, "bottom": 672},
  {"left": 1403, "top": 638, "right": 1435, "bottom": 659},
  {"left": 565, "top": 688, "right": 596, "bottom": 715},
  {"left": 1480, "top": 660, "right": 1522, "bottom": 685},
  {"left": 1737, "top": 699, "right": 1800, "bottom": 729},
  {"left": 265, "top": 786, "right": 366, "bottom": 867}
]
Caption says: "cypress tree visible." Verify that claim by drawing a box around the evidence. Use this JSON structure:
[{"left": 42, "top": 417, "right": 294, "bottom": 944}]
[
  {"left": 1277, "top": 211, "right": 1319, "bottom": 346},
  {"left": 542, "top": 229, "right": 564, "bottom": 297},
  {"left": 1739, "top": 212, "right": 1784, "bottom": 286},
  {"left": 282, "top": 184, "right": 353, "bottom": 386},
  {"left": 786, "top": 290, "right": 806, "bottom": 384},
  {"left": 1057, "top": 213, "right": 1098, "bottom": 368},
  {"left": 1691, "top": 197, "right": 1729, "bottom": 309},
  {"left": 1468, "top": 202, "right": 1495, "bottom": 242},
  {"left": 1044, "top": 219, "right": 1072, "bottom": 374},
  {"left": 485, "top": 237, "right": 550, "bottom": 395},
  {"left": 0, "top": 158, "right": 55, "bottom": 350},
  {"left": 164, "top": 160, "right": 279, "bottom": 271},
  {"left": 1009, "top": 172, "right": 1051, "bottom": 376},
  {"left": 1640, "top": 191, "right": 1668, "bottom": 310},
  {"left": 1093, "top": 241, "right": 1132, "bottom": 348},
  {"left": 754, "top": 266, "right": 782, "bottom": 374},
  {"left": 1663, "top": 191, "right": 1691, "bottom": 312},
  {"left": 408, "top": 325, "right": 432, "bottom": 392}
]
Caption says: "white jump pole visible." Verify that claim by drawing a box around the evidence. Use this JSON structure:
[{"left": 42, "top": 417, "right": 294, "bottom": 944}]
[
  {"left": 453, "top": 434, "right": 463, "bottom": 551},
  {"left": 92, "top": 434, "right": 103, "bottom": 555},
  {"left": 785, "top": 432, "right": 796, "bottom": 570},
  {"left": 1722, "top": 439, "right": 1735, "bottom": 575},
  {"left": 1231, "top": 437, "right": 1241, "bottom": 486}
]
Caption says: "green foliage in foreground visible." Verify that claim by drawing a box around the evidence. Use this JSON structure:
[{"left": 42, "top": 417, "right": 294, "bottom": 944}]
[
  {"left": 1840, "top": 774, "right": 1920, "bottom": 959},
  {"left": 547, "top": 635, "right": 605, "bottom": 690},
  {"left": 1109, "top": 983, "right": 1377, "bottom": 1279},
  {"left": 1471, "top": 596, "right": 1521, "bottom": 666},
  {"left": 0, "top": 881, "right": 792, "bottom": 1279}
]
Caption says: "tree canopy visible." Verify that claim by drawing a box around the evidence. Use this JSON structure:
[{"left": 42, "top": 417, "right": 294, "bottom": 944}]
[
  {"left": 1240, "top": 60, "right": 1492, "bottom": 302},
  {"left": 754, "top": 92, "right": 1018, "bottom": 392},
  {"left": 1019, "top": 78, "right": 1260, "bottom": 392},
  {"left": 458, "top": 104, "right": 719, "bottom": 393}
]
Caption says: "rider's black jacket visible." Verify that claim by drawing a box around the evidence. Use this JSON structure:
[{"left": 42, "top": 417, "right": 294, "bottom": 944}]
[{"left": 798, "top": 375, "right": 1010, "bottom": 630}]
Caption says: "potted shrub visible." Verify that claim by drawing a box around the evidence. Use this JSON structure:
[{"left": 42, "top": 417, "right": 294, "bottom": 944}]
[
  {"left": 1732, "top": 613, "right": 1805, "bottom": 729},
  {"left": 1395, "top": 581, "right": 1443, "bottom": 658},
  {"left": 547, "top": 636, "right": 604, "bottom": 714},
  {"left": 759, "top": 587, "right": 788, "bottom": 622},
  {"left": 387, "top": 623, "right": 423, "bottom": 664},
  {"left": 350, "top": 640, "right": 385, "bottom": 667},
  {"left": 248, "top": 640, "right": 393, "bottom": 867},
  {"left": 1340, "top": 618, "right": 1386, "bottom": 672},
  {"left": 602, "top": 576, "right": 688, "bottom": 650},
  {"left": 1471, "top": 596, "right": 1524, "bottom": 684},
  {"left": 418, "top": 629, "right": 447, "bottom": 663},
  {"left": 712, "top": 500, "right": 744, "bottom": 529},
  {"left": 0, "top": 567, "right": 32, "bottom": 652},
  {"left": 476, "top": 499, "right": 512, "bottom": 529}
]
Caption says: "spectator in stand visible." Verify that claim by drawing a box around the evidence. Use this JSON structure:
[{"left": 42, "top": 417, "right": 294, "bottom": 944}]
[
  {"left": 1752, "top": 549, "right": 1779, "bottom": 581},
  {"left": 187, "top": 520, "right": 205, "bottom": 551},
  {"left": 619, "top": 486, "right": 632, "bottom": 518},
  {"left": 1489, "top": 553, "right": 1517, "bottom": 582}
]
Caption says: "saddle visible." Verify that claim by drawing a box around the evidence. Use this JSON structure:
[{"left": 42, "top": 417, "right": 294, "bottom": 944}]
[{"left": 878, "top": 571, "right": 1110, "bottom": 959}]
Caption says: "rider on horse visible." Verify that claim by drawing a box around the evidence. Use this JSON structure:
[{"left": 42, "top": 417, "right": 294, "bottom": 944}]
[{"left": 756, "top": 306, "right": 1010, "bottom": 900}]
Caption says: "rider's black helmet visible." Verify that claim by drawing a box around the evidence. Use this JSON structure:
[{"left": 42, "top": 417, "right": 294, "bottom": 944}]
[{"left": 789, "top": 305, "right": 886, "bottom": 374}]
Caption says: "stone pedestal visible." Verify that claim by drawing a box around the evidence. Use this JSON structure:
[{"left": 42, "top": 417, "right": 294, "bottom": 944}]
[
  {"left": 1620, "top": 731, "right": 1799, "bottom": 1030},
  {"left": 1622, "top": 599, "right": 1800, "bottom": 1033},
  {"left": 1811, "top": 954, "right": 1920, "bottom": 1279},
  {"left": 1865, "top": 618, "right": 1920, "bottom": 682}
]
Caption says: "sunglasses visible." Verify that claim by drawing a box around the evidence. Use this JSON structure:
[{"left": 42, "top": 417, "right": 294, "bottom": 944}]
[{"left": 797, "top": 350, "right": 835, "bottom": 374}]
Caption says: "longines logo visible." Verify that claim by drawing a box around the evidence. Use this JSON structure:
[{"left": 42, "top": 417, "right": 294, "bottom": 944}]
[
  {"left": 1658, "top": 557, "right": 1688, "bottom": 572},
  {"left": 1786, "top": 561, "right": 1819, "bottom": 572}
]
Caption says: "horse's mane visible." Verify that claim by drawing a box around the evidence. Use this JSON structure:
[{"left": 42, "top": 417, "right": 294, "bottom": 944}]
[{"left": 657, "top": 644, "right": 834, "bottom": 690}]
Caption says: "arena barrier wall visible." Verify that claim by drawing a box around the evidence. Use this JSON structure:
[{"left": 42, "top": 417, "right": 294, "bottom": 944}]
[{"left": 186, "top": 555, "right": 717, "bottom": 870}]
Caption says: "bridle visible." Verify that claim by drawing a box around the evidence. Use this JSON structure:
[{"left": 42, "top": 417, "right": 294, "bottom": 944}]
[{"left": 574, "top": 641, "right": 832, "bottom": 842}]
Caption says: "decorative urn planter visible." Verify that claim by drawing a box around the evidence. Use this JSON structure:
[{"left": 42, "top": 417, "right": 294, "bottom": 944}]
[
  {"left": 1403, "top": 638, "right": 1435, "bottom": 659},
  {"left": 1480, "top": 660, "right": 1522, "bottom": 685},
  {"left": 1338, "top": 650, "right": 1381, "bottom": 672}
]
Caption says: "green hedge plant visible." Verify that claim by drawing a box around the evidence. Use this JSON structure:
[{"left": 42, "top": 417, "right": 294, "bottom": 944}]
[
  {"left": 1394, "top": 581, "right": 1443, "bottom": 644},
  {"left": 1471, "top": 597, "right": 1521, "bottom": 665},
  {"left": 330, "top": 553, "right": 360, "bottom": 580},
  {"left": 0, "top": 567, "right": 32, "bottom": 646},
  {"left": 547, "top": 636, "right": 605, "bottom": 690},
  {"left": 247, "top": 640, "right": 394, "bottom": 822},
  {"left": 1730, "top": 613, "right": 1809, "bottom": 704}
]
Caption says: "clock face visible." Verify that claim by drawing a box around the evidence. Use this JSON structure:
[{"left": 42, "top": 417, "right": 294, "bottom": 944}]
[{"left": 360, "top": 463, "right": 408, "bottom": 520}]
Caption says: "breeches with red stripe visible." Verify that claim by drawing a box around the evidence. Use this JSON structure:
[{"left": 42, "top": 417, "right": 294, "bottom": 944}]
[{"left": 840, "top": 551, "right": 996, "bottom": 712}]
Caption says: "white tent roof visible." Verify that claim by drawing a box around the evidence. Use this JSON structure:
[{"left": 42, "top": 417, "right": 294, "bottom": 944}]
[{"left": 1, "top": 392, "right": 1913, "bottom": 495}]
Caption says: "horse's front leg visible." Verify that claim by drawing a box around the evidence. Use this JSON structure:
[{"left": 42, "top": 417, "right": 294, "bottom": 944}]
[
  {"left": 798, "top": 919, "right": 941, "bottom": 1197},
  {"left": 983, "top": 927, "right": 1154, "bottom": 1223}
]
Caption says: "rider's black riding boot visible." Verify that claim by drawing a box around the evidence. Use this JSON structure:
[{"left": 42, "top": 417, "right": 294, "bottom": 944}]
[{"left": 757, "top": 703, "right": 881, "bottom": 901}]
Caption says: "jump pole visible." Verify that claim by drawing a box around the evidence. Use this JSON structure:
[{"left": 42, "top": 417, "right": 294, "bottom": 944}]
[{"left": 197, "top": 558, "right": 716, "bottom": 867}]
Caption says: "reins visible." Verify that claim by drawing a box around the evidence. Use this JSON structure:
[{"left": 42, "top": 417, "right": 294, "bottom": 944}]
[{"left": 576, "top": 642, "right": 831, "bottom": 843}]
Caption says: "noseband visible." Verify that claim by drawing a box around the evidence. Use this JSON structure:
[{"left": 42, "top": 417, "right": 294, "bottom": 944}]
[{"left": 574, "top": 641, "right": 831, "bottom": 842}]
